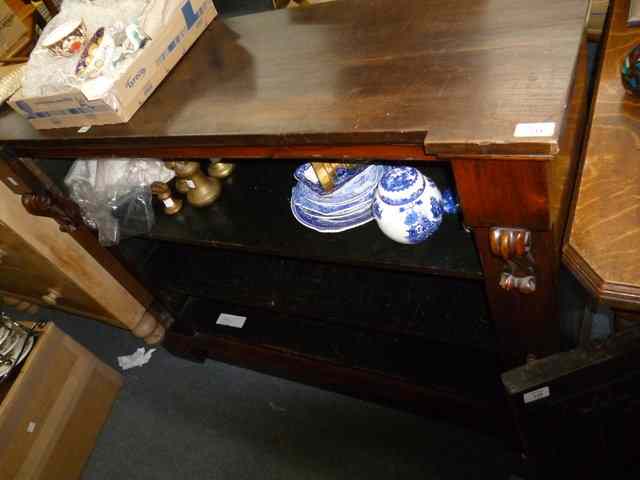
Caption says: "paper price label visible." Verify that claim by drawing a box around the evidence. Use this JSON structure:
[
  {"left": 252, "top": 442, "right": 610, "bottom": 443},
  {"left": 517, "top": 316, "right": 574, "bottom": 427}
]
[
  {"left": 523, "top": 386, "right": 550, "bottom": 404},
  {"left": 216, "top": 313, "right": 247, "bottom": 328},
  {"left": 513, "top": 122, "right": 556, "bottom": 138}
]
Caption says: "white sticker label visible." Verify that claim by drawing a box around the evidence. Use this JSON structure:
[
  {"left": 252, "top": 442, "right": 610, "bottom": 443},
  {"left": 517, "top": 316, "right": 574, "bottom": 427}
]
[
  {"left": 27, "top": 422, "right": 36, "bottom": 433},
  {"left": 6, "top": 177, "right": 19, "bottom": 186},
  {"left": 216, "top": 313, "right": 246, "bottom": 328},
  {"left": 523, "top": 386, "right": 550, "bottom": 404},
  {"left": 185, "top": 180, "right": 196, "bottom": 189},
  {"left": 163, "top": 198, "right": 175, "bottom": 208},
  {"left": 77, "top": 125, "right": 92, "bottom": 133},
  {"left": 513, "top": 122, "right": 556, "bottom": 138}
]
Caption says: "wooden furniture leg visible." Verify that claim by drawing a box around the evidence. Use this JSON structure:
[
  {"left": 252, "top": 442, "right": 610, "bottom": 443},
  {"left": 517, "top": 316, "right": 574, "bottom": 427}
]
[
  {"left": 474, "top": 228, "right": 559, "bottom": 368},
  {"left": 452, "top": 158, "right": 561, "bottom": 368},
  {"left": 0, "top": 150, "right": 169, "bottom": 344}
]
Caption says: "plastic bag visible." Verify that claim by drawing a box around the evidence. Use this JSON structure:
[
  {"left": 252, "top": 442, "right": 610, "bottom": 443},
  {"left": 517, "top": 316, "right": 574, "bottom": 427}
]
[{"left": 65, "top": 158, "right": 174, "bottom": 245}]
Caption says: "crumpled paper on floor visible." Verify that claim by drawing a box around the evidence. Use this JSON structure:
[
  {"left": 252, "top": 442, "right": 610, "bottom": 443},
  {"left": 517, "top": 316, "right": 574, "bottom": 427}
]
[{"left": 117, "top": 347, "right": 156, "bottom": 370}]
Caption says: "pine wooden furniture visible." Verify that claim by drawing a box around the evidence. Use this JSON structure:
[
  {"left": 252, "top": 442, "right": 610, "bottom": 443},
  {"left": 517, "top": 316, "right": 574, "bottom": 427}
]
[
  {"left": 0, "top": 0, "right": 591, "bottom": 435},
  {"left": 0, "top": 178, "right": 163, "bottom": 343},
  {"left": 0, "top": 322, "right": 122, "bottom": 480}
]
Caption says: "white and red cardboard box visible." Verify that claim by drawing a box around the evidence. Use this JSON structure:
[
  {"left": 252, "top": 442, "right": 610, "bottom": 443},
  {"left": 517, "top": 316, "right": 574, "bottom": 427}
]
[{"left": 8, "top": 0, "right": 217, "bottom": 130}]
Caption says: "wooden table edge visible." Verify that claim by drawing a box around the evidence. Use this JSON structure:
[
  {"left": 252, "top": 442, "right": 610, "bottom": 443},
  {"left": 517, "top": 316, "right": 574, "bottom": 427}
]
[{"left": 563, "top": 243, "right": 640, "bottom": 311}]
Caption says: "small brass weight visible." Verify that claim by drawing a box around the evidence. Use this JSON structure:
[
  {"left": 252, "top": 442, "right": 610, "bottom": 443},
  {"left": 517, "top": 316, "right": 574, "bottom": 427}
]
[
  {"left": 208, "top": 158, "right": 235, "bottom": 179},
  {"left": 151, "top": 181, "right": 183, "bottom": 215},
  {"left": 165, "top": 160, "right": 221, "bottom": 208}
]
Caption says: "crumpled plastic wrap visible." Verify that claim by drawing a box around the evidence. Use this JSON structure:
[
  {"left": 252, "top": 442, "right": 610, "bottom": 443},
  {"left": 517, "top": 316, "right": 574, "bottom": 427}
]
[
  {"left": 65, "top": 158, "right": 174, "bottom": 245},
  {"left": 21, "top": 0, "right": 177, "bottom": 99}
]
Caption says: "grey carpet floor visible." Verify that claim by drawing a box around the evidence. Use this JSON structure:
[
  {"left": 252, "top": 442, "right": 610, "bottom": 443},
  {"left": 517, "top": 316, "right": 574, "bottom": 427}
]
[{"left": 8, "top": 306, "right": 520, "bottom": 480}]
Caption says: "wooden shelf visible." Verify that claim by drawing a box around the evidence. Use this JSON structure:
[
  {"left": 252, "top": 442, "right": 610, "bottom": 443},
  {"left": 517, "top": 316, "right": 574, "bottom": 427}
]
[
  {"left": 166, "top": 296, "right": 509, "bottom": 434},
  {"left": 140, "top": 241, "right": 494, "bottom": 350},
  {"left": 33, "top": 158, "right": 481, "bottom": 278},
  {"left": 149, "top": 161, "right": 482, "bottom": 279}
]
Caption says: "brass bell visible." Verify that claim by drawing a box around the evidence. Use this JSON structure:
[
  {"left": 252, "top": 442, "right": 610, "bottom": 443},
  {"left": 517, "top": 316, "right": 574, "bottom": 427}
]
[
  {"left": 165, "top": 160, "right": 221, "bottom": 208},
  {"left": 208, "top": 158, "right": 235, "bottom": 179}
]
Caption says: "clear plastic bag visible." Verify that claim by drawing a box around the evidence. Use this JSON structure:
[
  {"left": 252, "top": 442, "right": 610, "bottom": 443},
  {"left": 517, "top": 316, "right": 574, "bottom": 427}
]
[
  {"left": 65, "top": 158, "right": 174, "bottom": 245},
  {"left": 22, "top": 0, "right": 151, "bottom": 98}
]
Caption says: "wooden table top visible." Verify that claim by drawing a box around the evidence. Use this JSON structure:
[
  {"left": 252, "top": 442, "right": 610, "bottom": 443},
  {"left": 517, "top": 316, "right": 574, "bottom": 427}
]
[
  {"left": 0, "top": 0, "right": 588, "bottom": 158},
  {"left": 564, "top": 0, "right": 640, "bottom": 311}
]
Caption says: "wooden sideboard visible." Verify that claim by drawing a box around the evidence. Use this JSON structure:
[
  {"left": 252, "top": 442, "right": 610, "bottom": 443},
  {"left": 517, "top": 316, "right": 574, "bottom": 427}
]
[{"left": 0, "top": 0, "right": 591, "bottom": 436}]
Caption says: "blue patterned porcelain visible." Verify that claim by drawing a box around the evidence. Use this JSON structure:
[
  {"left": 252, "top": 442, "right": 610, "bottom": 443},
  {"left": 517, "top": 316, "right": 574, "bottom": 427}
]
[
  {"left": 293, "top": 164, "right": 367, "bottom": 195},
  {"left": 290, "top": 164, "right": 387, "bottom": 232},
  {"left": 291, "top": 197, "right": 374, "bottom": 232},
  {"left": 292, "top": 179, "right": 375, "bottom": 214},
  {"left": 372, "top": 167, "right": 458, "bottom": 244}
]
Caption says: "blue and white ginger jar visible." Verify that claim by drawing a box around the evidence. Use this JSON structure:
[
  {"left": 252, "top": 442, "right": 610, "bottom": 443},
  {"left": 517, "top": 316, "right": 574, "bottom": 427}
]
[{"left": 372, "top": 167, "right": 457, "bottom": 245}]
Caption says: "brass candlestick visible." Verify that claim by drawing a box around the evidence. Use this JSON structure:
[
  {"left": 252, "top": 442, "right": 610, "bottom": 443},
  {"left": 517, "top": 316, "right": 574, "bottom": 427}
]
[
  {"left": 151, "top": 181, "right": 183, "bottom": 215},
  {"left": 165, "top": 160, "right": 221, "bottom": 208},
  {"left": 208, "top": 158, "right": 235, "bottom": 179}
]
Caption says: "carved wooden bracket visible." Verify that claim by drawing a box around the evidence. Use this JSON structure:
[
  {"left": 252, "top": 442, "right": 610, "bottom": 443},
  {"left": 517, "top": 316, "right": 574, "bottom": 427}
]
[
  {"left": 21, "top": 192, "right": 83, "bottom": 233},
  {"left": 490, "top": 227, "right": 536, "bottom": 294}
]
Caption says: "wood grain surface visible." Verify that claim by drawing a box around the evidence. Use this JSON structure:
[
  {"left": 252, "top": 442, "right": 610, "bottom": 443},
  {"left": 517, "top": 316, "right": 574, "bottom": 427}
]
[
  {"left": 564, "top": 0, "right": 640, "bottom": 310},
  {"left": 0, "top": 0, "right": 587, "bottom": 158},
  {"left": 0, "top": 179, "right": 147, "bottom": 328},
  {"left": 0, "top": 323, "right": 122, "bottom": 480}
]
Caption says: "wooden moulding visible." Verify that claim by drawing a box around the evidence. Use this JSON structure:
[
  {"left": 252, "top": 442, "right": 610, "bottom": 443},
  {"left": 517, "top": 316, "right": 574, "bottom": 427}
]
[{"left": 10, "top": 143, "right": 438, "bottom": 162}]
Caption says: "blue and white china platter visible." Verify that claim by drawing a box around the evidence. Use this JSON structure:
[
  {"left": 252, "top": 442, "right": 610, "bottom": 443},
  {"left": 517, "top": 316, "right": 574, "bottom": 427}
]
[
  {"left": 290, "top": 197, "right": 374, "bottom": 233},
  {"left": 291, "top": 164, "right": 386, "bottom": 232},
  {"left": 292, "top": 183, "right": 376, "bottom": 217}
]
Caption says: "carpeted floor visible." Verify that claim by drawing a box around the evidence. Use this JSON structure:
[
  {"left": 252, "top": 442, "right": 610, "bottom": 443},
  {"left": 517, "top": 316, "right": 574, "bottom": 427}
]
[{"left": 8, "top": 306, "right": 522, "bottom": 480}]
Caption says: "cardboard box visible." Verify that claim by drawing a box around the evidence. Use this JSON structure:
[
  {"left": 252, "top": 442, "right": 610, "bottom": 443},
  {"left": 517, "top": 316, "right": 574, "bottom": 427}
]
[
  {"left": 9, "top": 0, "right": 217, "bottom": 129},
  {"left": 0, "top": 323, "right": 123, "bottom": 480},
  {"left": 0, "top": 0, "right": 28, "bottom": 57}
]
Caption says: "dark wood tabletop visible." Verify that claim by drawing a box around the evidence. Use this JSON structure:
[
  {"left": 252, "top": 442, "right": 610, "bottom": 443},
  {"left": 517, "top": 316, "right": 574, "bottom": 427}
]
[
  {"left": 564, "top": 0, "right": 640, "bottom": 311},
  {"left": 0, "top": 0, "right": 587, "bottom": 158}
]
